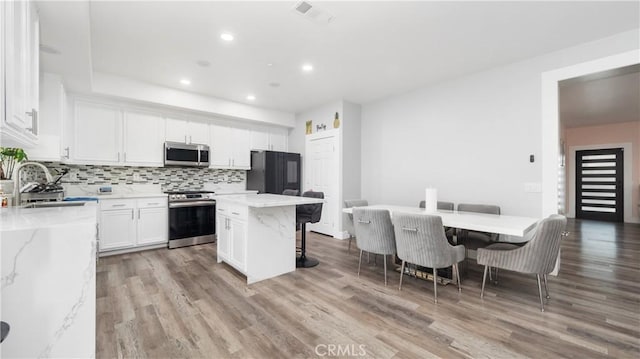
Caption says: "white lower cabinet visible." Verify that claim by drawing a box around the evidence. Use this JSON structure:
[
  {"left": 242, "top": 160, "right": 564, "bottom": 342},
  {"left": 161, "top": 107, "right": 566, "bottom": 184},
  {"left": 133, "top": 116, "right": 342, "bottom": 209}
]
[
  {"left": 216, "top": 203, "right": 247, "bottom": 272},
  {"left": 99, "top": 197, "right": 168, "bottom": 253}
]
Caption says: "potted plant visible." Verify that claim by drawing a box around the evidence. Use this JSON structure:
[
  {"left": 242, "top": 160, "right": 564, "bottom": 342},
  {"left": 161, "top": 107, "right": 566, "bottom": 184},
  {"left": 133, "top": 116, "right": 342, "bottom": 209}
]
[{"left": 0, "top": 147, "right": 28, "bottom": 194}]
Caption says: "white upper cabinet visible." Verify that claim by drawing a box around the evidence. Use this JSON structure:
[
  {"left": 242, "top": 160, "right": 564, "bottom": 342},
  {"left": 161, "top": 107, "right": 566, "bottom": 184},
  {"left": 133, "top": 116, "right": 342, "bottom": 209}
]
[
  {"left": 250, "top": 128, "right": 288, "bottom": 152},
  {"left": 270, "top": 130, "right": 288, "bottom": 152},
  {"left": 123, "top": 111, "right": 165, "bottom": 165},
  {"left": 210, "top": 124, "right": 251, "bottom": 169},
  {"left": 188, "top": 121, "right": 209, "bottom": 145},
  {"left": 73, "top": 101, "right": 122, "bottom": 163},
  {"left": 70, "top": 100, "right": 165, "bottom": 166},
  {"left": 250, "top": 130, "right": 270, "bottom": 151},
  {"left": 165, "top": 117, "right": 209, "bottom": 145},
  {"left": 28, "top": 74, "right": 66, "bottom": 161},
  {"left": 1, "top": 0, "right": 39, "bottom": 147}
]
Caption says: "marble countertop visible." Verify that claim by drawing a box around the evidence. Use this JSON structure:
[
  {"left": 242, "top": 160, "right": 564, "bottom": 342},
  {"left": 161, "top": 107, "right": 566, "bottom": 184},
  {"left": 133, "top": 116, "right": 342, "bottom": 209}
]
[
  {"left": 215, "top": 193, "right": 324, "bottom": 208},
  {"left": 213, "top": 190, "right": 259, "bottom": 195},
  {"left": 0, "top": 202, "right": 99, "bottom": 231}
]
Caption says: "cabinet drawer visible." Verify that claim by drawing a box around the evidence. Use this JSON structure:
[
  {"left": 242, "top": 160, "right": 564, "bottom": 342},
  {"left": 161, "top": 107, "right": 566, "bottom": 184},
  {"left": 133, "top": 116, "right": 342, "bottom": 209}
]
[
  {"left": 137, "top": 197, "right": 167, "bottom": 209},
  {"left": 99, "top": 198, "right": 135, "bottom": 210},
  {"left": 217, "top": 202, "right": 247, "bottom": 220}
]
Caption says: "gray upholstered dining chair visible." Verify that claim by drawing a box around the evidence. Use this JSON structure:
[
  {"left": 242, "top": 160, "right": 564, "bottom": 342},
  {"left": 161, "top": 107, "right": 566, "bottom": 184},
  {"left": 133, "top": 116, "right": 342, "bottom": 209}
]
[
  {"left": 352, "top": 208, "right": 396, "bottom": 285},
  {"left": 418, "top": 201, "right": 454, "bottom": 211},
  {"left": 393, "top": 213, "right": 465, "bottom": 303},
  {"left": 456, "top": 203, "right": 501, "bottom": 250},
  {"left": 477, "top": 214, "right": 567, "bottom": 312},
  {"left": 344, "top": 199, "right": 369, "bottom": 253}
]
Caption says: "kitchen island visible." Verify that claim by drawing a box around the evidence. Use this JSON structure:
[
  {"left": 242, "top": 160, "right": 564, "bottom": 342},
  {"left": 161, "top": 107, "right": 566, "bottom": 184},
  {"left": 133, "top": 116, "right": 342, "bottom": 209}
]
[
  {"left": 215, "top": 194, "right": 323, "bottom": 284},
  {"left": 0, "top": 203, "right": 97, "bottom": 358}
]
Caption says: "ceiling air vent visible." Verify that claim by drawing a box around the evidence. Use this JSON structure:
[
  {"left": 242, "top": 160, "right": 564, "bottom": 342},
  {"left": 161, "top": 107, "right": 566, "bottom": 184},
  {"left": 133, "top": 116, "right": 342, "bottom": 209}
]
[
  {"left": 292, "top": 1, "right": 335, "bottom": 24},
  {"left": 294, "top": 1, "right": 313, "bottom": 15}
]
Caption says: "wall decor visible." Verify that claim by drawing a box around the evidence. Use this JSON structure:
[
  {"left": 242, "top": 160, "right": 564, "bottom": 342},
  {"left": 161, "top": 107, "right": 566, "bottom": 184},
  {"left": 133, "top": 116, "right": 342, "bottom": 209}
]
[
  {"left": 305, "top": 120, "right": 313, "bottom": 135},
  {"left": 333, "top": 112, "right": 340, "bottom": 129}
]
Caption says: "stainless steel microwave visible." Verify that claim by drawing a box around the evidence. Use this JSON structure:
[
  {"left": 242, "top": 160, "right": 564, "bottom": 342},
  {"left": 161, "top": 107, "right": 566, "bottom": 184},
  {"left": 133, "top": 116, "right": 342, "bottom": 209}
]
[{"left": 164, "top": 142, "right": 210, "bottom": 167}]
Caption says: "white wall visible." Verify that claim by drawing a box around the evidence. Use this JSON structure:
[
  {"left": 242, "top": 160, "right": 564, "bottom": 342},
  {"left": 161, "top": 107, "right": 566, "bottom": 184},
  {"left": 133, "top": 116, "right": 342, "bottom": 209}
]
[{"left": 361, "top": 29, "right": 640, "bottom": 217}]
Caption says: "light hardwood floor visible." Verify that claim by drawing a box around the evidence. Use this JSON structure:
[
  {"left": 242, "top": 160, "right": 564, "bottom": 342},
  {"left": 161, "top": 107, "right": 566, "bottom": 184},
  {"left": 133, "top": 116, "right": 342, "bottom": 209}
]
[{"left": 97, "top": 219, "right": 640, "bottom": 358}]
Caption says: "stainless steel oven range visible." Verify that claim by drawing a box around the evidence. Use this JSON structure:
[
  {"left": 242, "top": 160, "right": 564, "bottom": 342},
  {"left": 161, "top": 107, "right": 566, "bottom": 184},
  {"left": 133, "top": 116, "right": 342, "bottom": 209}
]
[{"left": 166, "top": 190, "right": 216, "bottom": 249}]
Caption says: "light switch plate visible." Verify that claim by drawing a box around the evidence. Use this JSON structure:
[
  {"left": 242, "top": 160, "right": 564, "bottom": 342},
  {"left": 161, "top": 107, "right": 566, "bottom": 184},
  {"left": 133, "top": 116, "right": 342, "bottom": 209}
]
[{"left": 524, "top": 182, "right": 542, "bottom": 193}]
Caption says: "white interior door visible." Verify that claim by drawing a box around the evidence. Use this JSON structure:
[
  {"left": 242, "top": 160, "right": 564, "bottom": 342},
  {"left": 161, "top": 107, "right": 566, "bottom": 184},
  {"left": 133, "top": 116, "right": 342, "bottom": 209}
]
[{"left": 305, "top": 132, "right": 339, "bottom": 237}]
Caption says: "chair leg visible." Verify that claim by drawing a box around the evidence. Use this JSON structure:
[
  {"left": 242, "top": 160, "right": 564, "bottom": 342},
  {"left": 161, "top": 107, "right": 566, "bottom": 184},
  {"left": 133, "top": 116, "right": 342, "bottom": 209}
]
[
  {"left": 433, "top": 268, "right": 438, "bottom": 303},
  {"left": 454, "top": 264, "right": 461, "bottom": 292},
  {"left": 536, "top": 274, "right": 545, "bottom": 312},
  {"left": 367, "top": 252, "right": 370, "bottom": 263},
  {"left": 357, "top": 250, "right": 363, "bottom": 277},
  {"left": 543, "top": 274, "right": 550, "bottom": 299},
  {"left": 488, "top": 266, "right": 492, "bottom": 282},
  {"left": 494, "top": 268, "right": 499, "bottom": 284},
  {"left": 399, "top": 260, "right": 406, "bottom": 291},
  {"left": 383, "top": 255, "right": 387, "bottom": 286},
  {"left": 481, "top": 265, "right": 488, "bottom": 299},
  {"left": 348, "top": 237, "right": 352, "bottom": 253}
]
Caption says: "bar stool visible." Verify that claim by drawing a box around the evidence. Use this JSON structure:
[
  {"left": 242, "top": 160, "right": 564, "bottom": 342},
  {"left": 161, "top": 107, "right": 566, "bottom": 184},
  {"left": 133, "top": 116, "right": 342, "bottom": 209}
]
[{"left": 296, "top": 191, "right": 324, "bottom": 268}]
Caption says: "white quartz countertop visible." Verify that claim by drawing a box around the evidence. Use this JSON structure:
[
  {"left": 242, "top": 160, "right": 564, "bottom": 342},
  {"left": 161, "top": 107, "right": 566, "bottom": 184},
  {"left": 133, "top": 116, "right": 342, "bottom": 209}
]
[
  {"left": 215, "top": 193, "right": 324, "bottom": 208},
  {"left": 213, "top": 190, "right": 259, "bottom": 195},
  {"left": 0, "top": 202, "right": 98, "bottom": 231},
  {"left": 93, "top": 193, "right": 167, "bottom": 199}
]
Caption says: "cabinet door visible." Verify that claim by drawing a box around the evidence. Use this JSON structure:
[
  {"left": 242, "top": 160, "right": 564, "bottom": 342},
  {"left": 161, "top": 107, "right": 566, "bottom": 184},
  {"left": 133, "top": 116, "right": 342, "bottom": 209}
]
[
  {"left": 99, "top": 209, "right": 136, "bottom": 250},
  {"left": 137, "top": 207, "right": 168, "bottom": 246},
  {"left": 28, "top": 74, "right": 64, "bottom": 161},
  {"left": 165, "top": 117, "right": 188, "bottom": 143},
  {"left": 231, "top": 128, "right": 251, "bottom": 168},
  {"left": 270, "top": 130, "right": 288, "bottom": 152},
  {"left": 217, "top": 215, "right": 230, "bottom": 260},
  {"left": 188, "top": 121, "right": 209, "bottom": 145},
  {"left": 230, "top": 218, "right": 246, "bottom": 270},
  {"left": 123, "top": 111, "right": 165, "bottom": 165},
  {"left": 210, "top": 124, "right": 232, "bottom": 167},
  {"left": 4, "top": 0, "right": 29, "bottom": 129},
  {"left": 74, "top": 102, "right": 121, "bottom": 163},
  {"left": 250, "top": 130, "right": 269, "bottom": 151},
  {"left": 26, "top": 1, "right": 38, "bottom": 131}
]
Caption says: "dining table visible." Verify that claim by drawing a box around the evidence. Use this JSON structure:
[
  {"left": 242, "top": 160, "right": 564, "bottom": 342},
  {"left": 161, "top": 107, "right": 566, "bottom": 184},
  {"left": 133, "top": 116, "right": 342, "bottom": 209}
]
[{"left": 342, "top": 204, "right": 543, "bottom": 283}]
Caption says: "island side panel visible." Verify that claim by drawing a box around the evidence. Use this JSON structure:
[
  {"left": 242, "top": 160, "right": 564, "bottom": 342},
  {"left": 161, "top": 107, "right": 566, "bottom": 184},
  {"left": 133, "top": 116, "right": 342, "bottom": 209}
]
[
  {"left": 1, "top": 222, "right": 96, "bottom": 359},
  {"left": 246, "top": 205, "right": 296, "bottom": 284}
]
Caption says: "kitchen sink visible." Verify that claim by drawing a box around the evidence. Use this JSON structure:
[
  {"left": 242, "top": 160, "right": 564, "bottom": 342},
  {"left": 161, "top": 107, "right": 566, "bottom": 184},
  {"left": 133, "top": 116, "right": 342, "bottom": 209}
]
[{"left": 23, "top": 201, "right": 86, "bottom": 209}]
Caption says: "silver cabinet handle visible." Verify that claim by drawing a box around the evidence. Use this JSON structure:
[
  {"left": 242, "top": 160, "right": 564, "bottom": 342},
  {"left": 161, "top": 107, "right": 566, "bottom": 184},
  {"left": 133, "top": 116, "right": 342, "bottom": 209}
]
[
  {"left": 402, "top": 227, "right": 419, "bottom": 232},
  {"left": 124, "top": 152, "right": 127, "bottom": 162},
  {"left": 190, "top": 135, "right": 192, "bottom": 143},
  {"left": 111, "top": 204, "right": 126, "bottom": 207},
  {"left": 117, "top": 152, "right": 121, "bottom": 162},
  {"left": 232, "top": 212, "right": 240, "bottom": 215},
  {"left": 146, "top": 202, "right": 159, "bottom": 206},
  {"left": 25, "top": 109, "right": 38, "bottom": 134},
  {"left": 63, "top": 147, "right": 70, "bottom": 159},
  {"left": 138, "top": 209, "right": 140, "bottom": 219},
  {"left": 131, "top": 210, "right": 134, "bottom": 220},
  {"left": 184, "top": 135, "right": 187, "bottom": 143},
  {"left": 357, "top": 220, "right": 371, "bottom": 224}
]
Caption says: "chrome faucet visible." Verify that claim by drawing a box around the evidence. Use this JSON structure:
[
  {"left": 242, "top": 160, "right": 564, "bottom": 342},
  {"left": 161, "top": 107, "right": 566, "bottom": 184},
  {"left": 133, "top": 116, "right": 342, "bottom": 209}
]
[{"left": 13, "top": 162, "right": 54, "bottom": 204}]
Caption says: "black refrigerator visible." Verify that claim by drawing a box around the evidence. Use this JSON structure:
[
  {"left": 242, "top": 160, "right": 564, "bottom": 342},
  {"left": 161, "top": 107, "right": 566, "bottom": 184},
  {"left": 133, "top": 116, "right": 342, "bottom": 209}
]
[{"left": 247, "top": 151, "right": 301, "bottom": 194}]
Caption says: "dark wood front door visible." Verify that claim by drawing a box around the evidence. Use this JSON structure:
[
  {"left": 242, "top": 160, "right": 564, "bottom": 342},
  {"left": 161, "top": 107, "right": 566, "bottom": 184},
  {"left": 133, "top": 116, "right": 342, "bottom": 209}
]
[{"left": 576, "top": 148, "right": 623, "bottom": 222}]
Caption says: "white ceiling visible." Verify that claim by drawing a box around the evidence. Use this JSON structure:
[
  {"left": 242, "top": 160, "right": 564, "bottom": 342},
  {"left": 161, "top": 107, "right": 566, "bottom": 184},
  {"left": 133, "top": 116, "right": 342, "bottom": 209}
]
[
  {"left": 38, "top": 1, "right": 640, "bottom": 114},
  {"left": 560, "top": 65, "right": 640, "bottom": 128}
]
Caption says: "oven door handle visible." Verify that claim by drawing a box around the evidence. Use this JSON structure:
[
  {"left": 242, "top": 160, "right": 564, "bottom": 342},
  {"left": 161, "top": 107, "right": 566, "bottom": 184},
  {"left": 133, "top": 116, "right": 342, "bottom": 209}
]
[{"left": 169, "top": 201, "right": 216, "bottom": 208}]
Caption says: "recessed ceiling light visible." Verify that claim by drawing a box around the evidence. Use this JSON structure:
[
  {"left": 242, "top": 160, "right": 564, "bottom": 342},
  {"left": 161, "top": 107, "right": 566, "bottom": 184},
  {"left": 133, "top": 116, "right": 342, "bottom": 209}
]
[
  {"left": 246, "top": 94, "right": 256, "bottom": 101},
  {"left": 180, "top": 79, "right": 191, "bottom": 85},
  {"left": 220, "top": 33, "right": 234, "bottom": 42},
  {"left": 196, "top": 60, "right": 211, "bottom": 67},
  {"left": 269, "top": 82, "right": 280, "bottom": 88},
  {"left": 267, "top": 63, "right": 274, "bottom": 67},
  {"left": 302, "top": 64, "right": 313, "bottom": 72}
]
